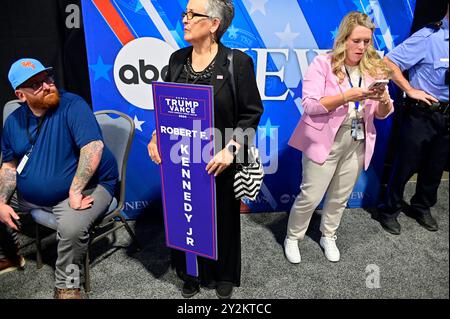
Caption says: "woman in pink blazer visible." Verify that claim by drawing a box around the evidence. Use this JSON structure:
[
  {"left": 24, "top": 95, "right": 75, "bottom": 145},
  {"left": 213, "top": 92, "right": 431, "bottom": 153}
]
[{"left": 284, "top": 12, "right": 394, "bottom": 264}]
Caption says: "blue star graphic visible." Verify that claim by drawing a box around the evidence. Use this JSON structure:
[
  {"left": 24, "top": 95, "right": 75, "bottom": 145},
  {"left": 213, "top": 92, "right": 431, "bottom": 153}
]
[
  {"left": 227, "top": 25, "right": 239, "bottom": 39},
  {"left": 258, "top": 118, "right": 280, "bottom": 141},
  {"left": 135, "top": 1, "right": 143, "bottom": 12},
  {"left": 289, "top": 84, "right": 303, "bottom": 101},
  {"left": 376, "top": 32, "right": 399, "bottom": 50},
  {"left": 89, "top": 56, "right": 113, "bottom": 82},
  {"left": 331, "top": 27, "right": 339, "bottom": 40}
]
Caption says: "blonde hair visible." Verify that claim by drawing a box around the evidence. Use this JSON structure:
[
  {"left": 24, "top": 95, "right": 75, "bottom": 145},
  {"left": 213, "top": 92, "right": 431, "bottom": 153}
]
[{"left": 331, "top": 11, "right": 391, "bottom": 83}]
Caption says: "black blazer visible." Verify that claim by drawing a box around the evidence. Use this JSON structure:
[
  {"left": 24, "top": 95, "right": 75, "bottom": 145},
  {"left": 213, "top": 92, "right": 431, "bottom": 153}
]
[{"left": 164, "top": 43, "right": 263, "bottom": 148}]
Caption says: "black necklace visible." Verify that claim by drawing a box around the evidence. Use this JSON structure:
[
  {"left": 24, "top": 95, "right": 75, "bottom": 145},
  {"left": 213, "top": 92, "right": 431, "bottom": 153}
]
[{"left": 184, "top": 57, "right": 216, "bottom": 84}]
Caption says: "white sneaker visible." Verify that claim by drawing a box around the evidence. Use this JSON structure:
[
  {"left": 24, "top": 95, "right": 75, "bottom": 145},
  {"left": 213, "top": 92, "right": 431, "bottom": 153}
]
[
  {"left": 284, "top": 237, "right": 301, "bottom": 264},
  {"left": 319, "top": 235, "right": 340, "bottom": 262}
]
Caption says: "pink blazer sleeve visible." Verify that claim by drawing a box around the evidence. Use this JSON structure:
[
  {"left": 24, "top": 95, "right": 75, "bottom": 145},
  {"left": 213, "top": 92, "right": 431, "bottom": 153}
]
[{"left": 301, "top": 55, "right": 331, "bottom": 116}]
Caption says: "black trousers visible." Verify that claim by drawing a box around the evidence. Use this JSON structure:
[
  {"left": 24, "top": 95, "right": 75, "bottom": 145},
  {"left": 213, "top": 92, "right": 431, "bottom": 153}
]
[{"left": 380, "top": 105, "right": 449, "bottom": 217}]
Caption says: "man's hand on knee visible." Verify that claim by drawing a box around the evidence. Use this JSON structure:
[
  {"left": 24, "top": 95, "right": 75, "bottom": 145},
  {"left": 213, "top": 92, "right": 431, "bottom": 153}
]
[{"left": 68, "top": 192, "right": 94, "bottom": 210}]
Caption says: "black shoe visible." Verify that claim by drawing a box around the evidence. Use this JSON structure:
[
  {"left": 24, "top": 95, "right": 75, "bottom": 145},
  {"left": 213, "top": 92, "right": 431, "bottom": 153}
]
[
  {"left": 181, "top": 281, "right": 200, "bottom": 298},
  {"left": 415, "top": 213, "right": 438, "bottom": 231},
  {"left": 201, "top": 281, "right": 217, "bottom": 290},
  {"left": 215, "top": 282, "right": 233, "bottom": 299},
  {"left": 378, "top": 215, "right": 401, "bottom": 235}
]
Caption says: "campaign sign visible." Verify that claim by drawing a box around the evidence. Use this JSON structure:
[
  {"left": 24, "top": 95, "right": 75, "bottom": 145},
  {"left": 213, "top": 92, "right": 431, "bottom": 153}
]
[{"left": 152, "top": 82, "right": 217, "bottom": 276}]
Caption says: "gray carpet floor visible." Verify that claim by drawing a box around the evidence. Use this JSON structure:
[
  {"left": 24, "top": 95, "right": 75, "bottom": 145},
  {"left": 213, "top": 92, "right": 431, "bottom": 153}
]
[{"left": 0, "top": 181, "right": 448, "bottom": 299}]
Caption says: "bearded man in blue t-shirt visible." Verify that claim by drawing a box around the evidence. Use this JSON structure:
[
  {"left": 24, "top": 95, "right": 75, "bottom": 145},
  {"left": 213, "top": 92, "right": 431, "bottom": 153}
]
[{"left": 0, "top": 58, "right": 118, "bottom": 299}]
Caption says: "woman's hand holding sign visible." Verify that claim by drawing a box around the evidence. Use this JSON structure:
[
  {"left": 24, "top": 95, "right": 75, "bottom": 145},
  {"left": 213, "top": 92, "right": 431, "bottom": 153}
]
[{"left": 148, "top": 130, "right": 162, "bottom": 165}]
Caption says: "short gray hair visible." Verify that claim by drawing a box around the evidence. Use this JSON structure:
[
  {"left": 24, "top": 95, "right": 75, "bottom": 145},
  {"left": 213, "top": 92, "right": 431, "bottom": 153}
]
[{"left": 205, "top": 0, "right": 234, "bottom": 42}]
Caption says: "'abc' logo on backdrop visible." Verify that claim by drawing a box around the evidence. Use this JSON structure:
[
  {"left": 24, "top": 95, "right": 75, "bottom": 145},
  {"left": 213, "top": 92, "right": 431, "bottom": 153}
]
[{"left": 114, "top": 37, "right": 176, "bottom": 110}]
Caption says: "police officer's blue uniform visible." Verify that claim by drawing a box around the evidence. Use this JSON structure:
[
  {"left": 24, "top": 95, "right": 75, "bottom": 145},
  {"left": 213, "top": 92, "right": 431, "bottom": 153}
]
[{"left": 378, "top": 17, "right": 449, "bottom": 234}]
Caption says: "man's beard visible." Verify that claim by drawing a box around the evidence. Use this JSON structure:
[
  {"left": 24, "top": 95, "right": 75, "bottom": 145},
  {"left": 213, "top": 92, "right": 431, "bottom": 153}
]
[{"left": 28, "top": 89, "right": 60, "bottom": 110}]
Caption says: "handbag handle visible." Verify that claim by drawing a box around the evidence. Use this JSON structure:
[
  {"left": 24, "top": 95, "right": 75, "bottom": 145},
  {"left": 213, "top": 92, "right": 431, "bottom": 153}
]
[
  {"left": 227, "top": 49, "right": 238, "bottom": 128},
  {"left": 227, "top": 49, "right": 261, "bottom": 165}
]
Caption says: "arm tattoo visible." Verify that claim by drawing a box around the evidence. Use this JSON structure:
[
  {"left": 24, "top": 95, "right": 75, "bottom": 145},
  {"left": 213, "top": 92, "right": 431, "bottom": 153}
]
[
  {"left": 70, "top": 140, "right": 104, "bottom": 195},
  {"left": 0, "top": 165, "right": 17, "bottom": 204}
]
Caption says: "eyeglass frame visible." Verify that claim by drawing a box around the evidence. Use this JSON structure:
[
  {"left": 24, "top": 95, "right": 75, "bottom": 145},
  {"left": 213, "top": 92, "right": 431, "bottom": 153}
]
[
  {"left": 181, "top": 10, "right": 212, "bottom": 20},
  {"left": 18, "top": 73, "right": 55, "bottom": 94}
]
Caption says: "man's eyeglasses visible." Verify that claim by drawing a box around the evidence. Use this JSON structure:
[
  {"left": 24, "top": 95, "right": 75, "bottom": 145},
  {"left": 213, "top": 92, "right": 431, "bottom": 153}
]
[
  {"left": 181, "top": 11, "right": 211, "bottom": 20},
  {"left": 20, "top": 74, "right": 55, "bottom": 94}
]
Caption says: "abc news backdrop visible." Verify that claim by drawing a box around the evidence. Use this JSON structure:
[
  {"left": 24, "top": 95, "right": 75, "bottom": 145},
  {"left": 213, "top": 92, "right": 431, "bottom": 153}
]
[{"left": 81, "top": 0, "right": 416, "bottom": 219}]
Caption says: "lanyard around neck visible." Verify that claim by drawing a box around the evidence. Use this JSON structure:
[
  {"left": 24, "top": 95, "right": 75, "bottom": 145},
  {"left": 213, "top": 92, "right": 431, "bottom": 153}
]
[
  {"left": 26, "top": 113, "right": 46, "bottom": 148},
  {"left": 345, "top": 67, "right": 362, "bottom": 111}
]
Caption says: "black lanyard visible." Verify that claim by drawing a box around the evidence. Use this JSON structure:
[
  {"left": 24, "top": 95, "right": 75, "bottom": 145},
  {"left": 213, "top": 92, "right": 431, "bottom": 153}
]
[
  {"left": 345, "top": 67, "right": 362, "bottom": 111},
  {"left": 26, "top": 113, "right": 46, "bottom": 149}
]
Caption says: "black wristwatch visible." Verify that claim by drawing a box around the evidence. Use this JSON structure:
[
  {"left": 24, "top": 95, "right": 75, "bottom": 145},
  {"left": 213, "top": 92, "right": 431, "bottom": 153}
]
[{"left": 227, "top": 144, "right": 238, "bottom": 156}]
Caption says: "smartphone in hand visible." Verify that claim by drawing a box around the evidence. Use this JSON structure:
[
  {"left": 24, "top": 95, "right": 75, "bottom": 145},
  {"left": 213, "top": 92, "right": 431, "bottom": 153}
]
[{"left": 368, "top": 79, "right": 389, "bottom": 90}]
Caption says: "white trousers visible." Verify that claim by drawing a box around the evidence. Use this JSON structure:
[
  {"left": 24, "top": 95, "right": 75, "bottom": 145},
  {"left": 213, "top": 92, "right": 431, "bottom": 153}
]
[{"left": 287, "top": 116, "right": 365, "bottom": 240}]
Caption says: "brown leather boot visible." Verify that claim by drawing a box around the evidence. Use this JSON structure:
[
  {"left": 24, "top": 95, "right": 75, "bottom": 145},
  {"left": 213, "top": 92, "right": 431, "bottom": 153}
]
[
  {"left": 54, "top": 288, "right": 82, "bottom": 299},
  {"left": 0, "top": 255, "right": 26, "bottom": 275}
]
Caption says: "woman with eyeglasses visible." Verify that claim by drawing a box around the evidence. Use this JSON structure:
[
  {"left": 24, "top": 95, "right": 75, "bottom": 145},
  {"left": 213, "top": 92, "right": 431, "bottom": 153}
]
[
  {"left": 147, "top": 0, "right": 263, "bottom": 299},
  {"left": 284, "top": 12, "right": 394, "bottom": 264}
]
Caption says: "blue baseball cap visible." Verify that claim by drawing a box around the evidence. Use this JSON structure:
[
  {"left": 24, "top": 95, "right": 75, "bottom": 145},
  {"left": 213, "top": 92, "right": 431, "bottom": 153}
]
[{"left": 8, "top": 58, "right": 53, "bottom": 90}]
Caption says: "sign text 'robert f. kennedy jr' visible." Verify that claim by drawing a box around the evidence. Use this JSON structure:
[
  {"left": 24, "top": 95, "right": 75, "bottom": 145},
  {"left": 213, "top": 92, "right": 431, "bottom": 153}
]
[{"left": 153, "top": 82, "right": 217, "bottom": 276}]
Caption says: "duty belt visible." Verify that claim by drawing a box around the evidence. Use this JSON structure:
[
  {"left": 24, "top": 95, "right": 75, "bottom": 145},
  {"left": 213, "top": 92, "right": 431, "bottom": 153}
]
[{"left": 407, "top": 98, "right": 450, "bottom": 115}]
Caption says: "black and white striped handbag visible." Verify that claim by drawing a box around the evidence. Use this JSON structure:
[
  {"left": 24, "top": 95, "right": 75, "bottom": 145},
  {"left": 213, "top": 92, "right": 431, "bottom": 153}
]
[{"left": 233, "top": 146, "right": 264, "bottom": 201}]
